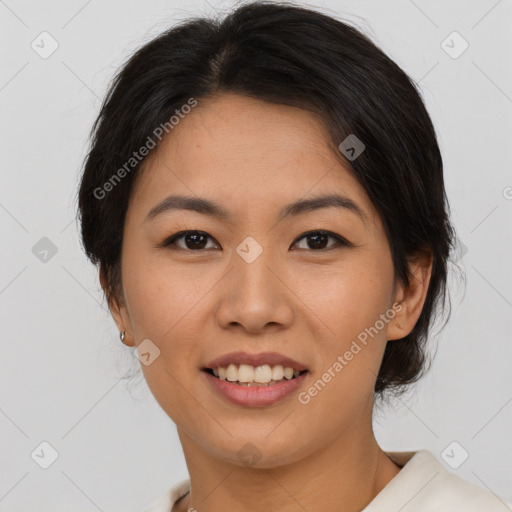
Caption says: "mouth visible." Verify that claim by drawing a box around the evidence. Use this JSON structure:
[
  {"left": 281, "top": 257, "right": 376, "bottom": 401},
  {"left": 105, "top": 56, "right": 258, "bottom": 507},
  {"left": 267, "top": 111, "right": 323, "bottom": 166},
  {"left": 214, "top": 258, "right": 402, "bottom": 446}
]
[
  {"left": 204, "top": 351, "right": 308, "bottom": 376},
  {"left": 201, "top": 351, "right": 310, "bottom": 406},
  {"left": 202, "top": 365, "right": 309, "bottom": 387},
  {"left": 202, "top": 363, "right": 310, "bottom": 407}
]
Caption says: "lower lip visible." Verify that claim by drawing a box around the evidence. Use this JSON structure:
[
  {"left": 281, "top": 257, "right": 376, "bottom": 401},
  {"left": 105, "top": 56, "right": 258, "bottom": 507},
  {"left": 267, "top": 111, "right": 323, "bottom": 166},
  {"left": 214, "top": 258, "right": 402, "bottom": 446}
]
[{"left": 203, "top": 370, "right": 308, "bottom": 407}]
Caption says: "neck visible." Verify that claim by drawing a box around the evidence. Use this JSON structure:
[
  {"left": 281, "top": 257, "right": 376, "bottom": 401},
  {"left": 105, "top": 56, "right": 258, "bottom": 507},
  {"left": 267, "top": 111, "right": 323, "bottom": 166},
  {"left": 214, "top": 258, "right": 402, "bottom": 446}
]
[{"left": 175, "top": 419, "right": 401, "bottom": 512}]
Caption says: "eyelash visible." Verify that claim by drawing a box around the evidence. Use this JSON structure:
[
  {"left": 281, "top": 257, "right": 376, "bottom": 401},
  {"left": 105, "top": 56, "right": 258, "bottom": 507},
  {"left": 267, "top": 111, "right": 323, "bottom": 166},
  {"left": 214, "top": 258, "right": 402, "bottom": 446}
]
[{"left": 158, "top": 229, "right": 350, "bottom": 252}]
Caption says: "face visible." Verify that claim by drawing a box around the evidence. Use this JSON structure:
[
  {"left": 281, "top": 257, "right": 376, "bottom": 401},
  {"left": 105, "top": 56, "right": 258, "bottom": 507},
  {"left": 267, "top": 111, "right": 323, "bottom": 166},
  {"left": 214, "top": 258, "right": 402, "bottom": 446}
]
[{"left": 106, "top": 93, "right": 428, "bottom": 468}]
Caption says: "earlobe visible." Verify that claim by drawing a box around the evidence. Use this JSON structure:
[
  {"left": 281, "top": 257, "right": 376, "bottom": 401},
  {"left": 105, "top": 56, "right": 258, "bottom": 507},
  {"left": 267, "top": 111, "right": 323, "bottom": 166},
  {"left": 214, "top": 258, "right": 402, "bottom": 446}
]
[
  {"left": 99, "top": 266, "right": 135, "bottom": 347},
  {"left": 387, "top": 250, "right": 433, "bottom": 341}
]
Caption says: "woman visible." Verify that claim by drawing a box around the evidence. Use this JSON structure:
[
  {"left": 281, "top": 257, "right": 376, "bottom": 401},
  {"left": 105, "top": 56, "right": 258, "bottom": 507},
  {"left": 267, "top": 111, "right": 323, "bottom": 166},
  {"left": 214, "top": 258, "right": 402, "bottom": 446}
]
[{"left": 77, "top": 2, "right": 511, "bottom": 510}]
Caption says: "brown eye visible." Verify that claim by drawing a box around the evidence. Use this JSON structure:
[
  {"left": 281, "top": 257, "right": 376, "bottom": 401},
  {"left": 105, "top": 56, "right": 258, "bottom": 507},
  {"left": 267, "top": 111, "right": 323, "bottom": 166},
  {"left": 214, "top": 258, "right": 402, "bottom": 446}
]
[
  {"left": 162, "top": 230, "right": 219, "bottom": 251},
  {"left": 292, "top": 230, "right": 348, "bottom": 251},
  {"left": 160, "top": 229, "right": 349, "bottom": 252}
]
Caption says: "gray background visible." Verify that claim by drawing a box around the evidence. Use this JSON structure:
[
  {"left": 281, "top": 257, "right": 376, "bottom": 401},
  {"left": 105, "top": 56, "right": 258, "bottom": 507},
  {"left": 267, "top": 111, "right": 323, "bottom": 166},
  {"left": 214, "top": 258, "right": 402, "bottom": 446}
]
[{"left": 1, "top": 0, "right": 511, "bottom": 510}]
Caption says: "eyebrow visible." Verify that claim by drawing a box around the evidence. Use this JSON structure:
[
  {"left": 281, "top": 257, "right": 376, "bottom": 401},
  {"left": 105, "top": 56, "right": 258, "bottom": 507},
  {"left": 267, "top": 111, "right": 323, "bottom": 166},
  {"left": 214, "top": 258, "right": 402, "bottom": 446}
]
[{"left": 145, "top": 193, "right": 367, "bottom": 225}]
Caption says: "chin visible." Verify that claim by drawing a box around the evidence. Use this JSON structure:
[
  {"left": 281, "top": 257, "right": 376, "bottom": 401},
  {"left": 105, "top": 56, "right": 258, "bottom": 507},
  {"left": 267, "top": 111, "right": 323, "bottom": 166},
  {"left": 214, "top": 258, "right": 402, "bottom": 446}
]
[{"left": 208, "top": 431, "right": 311, "bottom": 469}]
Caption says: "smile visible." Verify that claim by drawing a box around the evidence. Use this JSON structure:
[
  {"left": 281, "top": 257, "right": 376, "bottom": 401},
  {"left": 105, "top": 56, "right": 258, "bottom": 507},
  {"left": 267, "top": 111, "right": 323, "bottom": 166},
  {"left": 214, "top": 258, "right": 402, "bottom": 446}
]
[
  {"left": 202, "top": 365, "right": 310, "bottom": 407},
  {"left": 204, "top": 363, "right": 308, "bottom": 386}
]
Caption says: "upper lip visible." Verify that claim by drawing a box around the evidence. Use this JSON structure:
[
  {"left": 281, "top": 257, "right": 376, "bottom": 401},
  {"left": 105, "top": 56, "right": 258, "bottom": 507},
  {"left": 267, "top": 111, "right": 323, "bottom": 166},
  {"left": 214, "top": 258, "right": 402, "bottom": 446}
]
[{"left": 204, "top": 351, "right": 308, "bottom": 372}]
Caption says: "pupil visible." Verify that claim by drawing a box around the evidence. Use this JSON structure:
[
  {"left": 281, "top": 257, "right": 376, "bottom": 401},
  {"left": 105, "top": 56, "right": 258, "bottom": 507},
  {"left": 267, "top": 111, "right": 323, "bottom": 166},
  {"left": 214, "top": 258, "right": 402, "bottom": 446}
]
[
  {"left": 308, "top": 232, "right": 327, "bottom": 249},
  {"left": 186, "top": 232, "right": 207, "bottom": 249}
]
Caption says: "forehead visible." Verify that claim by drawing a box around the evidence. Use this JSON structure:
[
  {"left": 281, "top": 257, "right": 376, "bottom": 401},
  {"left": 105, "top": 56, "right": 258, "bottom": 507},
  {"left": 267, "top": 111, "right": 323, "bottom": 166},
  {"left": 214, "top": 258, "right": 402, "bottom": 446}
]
[{"left": 129, "top": 93, "right": 379, "bottom": 228}]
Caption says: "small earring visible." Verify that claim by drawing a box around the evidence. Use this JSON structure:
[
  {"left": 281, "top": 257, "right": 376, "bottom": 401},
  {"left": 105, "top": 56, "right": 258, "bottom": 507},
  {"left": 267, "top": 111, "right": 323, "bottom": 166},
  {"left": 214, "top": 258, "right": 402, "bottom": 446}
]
[{"left": 120, "top": 330, "right": 126, "bottom": 342}]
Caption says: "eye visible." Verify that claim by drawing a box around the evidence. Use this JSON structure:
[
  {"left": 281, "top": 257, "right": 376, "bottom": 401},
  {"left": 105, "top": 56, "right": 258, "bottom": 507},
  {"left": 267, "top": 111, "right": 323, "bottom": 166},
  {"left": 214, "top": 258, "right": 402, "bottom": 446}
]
[
  {"left": 159, "top": 229, "right": 349, "bottom": 252},
  {"left": 160, "top": 230, "right": 219, "bottom": 251},
  {"left": 291, "top": 230, "right": 349, "bottom": 251}
]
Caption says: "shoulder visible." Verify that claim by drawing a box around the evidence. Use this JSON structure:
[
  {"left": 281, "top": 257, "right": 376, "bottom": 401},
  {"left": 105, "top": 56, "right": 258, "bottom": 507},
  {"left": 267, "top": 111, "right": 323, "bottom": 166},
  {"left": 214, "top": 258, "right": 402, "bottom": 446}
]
[
  {"left": 423, "top": 469, "right": 512, "bottom": 510},
  {"left": 365, "top": 449, "right": 512, "bottom": 512},
  {"left": 143, "top": 479, "right": 191, "bottom": 512}
]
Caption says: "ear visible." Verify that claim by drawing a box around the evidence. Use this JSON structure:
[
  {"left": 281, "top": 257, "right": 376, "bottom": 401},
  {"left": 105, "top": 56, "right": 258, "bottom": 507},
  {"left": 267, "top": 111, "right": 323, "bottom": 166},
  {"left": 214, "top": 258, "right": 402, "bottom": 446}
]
[
  {"left": 386, "top": 249, "right": 433, "bottom": 341},
  {"left": 99, "top": 266, "right": 136, "bottom": 347}
]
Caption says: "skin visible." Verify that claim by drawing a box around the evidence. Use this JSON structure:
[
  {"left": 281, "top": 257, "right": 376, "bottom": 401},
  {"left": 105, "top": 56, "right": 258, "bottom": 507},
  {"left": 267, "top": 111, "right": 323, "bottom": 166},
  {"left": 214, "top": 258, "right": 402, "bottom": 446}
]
[{"left": 101, "top": 93, "right": 432, "bottom": 512}]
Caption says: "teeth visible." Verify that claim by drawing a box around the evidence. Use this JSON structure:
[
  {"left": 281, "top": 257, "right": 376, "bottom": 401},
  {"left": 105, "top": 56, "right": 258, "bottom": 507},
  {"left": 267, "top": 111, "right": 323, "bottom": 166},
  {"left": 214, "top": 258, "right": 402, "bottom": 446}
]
[
  {"left": 271, "top": 365, "right": 284, "bottom": 381},
  {"left": 284, "top": 367, "right": 294, "bottom": 380},
  {"left": 211, "top": 363, "right": 304, "bottom": 385},
  {"left": 226, "top": 363, "right": 239, "bottom": 382},
  {"left": 254, "top": 364, "right": 272, "bottom": 383},
  {"left": 238, "top": 364, "right": 254, "bottom": 383}
]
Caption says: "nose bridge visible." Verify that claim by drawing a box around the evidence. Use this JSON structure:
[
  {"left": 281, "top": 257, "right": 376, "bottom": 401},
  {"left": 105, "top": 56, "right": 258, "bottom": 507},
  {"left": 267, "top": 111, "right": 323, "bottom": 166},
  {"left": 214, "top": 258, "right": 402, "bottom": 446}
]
[
  {"left": 214, "top": 233, "right": 293, "bottom": 332},
  {"left": 233, "top": 234, "right": 278, "bottom": 297}
]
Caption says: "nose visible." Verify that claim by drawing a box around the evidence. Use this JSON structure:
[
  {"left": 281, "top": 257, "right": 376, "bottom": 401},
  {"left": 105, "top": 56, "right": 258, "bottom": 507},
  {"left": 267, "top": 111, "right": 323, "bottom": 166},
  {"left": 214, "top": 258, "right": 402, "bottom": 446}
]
[{"left": 215, "top": 239, "right": 294, "bottom": 334}]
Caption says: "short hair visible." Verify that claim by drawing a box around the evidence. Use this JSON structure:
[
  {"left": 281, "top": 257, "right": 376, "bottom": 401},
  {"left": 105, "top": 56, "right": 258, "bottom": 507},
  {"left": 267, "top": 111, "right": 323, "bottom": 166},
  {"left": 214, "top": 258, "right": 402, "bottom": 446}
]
[{"left": 77, "top": 0, "right": 457, "bottom": 405}]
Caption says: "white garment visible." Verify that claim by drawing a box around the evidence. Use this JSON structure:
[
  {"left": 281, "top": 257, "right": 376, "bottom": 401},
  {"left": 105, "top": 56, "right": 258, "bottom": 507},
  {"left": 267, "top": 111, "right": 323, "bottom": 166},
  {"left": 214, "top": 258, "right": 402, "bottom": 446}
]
[{"left": 144, "top": 449, "right": 512, "bottom": 511}]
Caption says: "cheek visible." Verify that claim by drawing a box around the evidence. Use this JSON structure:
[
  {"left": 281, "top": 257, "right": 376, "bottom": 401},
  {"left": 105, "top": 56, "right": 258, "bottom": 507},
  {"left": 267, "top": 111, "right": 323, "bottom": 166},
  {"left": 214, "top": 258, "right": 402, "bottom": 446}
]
[
  {"left": 120, "top": 258, "right": 207, "bottom": 422},
  {"left": 121, "top": 256, "right": 204, "bottom": 364},
  {"left": 296, "top": 273, "right": 391, "bottom": 419},
  {"left": 296, "top": 254, "right": 394, "bottom": 403},
  {"left": 298, "top": 256, "right": 394, "bottom": 342}
]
